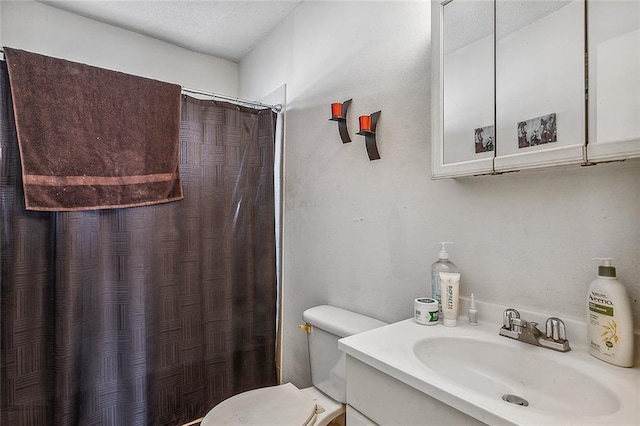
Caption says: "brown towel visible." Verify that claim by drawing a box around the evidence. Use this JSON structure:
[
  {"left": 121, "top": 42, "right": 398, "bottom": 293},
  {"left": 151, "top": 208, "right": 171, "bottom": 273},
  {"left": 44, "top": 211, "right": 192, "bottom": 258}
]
[{"left": 4, "top": 47, "right": 183, "bottom": 211}]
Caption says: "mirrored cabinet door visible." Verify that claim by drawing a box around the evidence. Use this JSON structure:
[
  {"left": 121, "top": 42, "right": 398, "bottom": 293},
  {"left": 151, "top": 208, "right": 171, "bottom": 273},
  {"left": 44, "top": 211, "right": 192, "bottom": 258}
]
[
  {"left": 587, "top": 0, "right": 640, "bottom": 162},
  {"left": 494, "top": 0, "right": 586, "bottom": 172},
  {"left": 432, "top": 0, "right": 495, "bottom": 178}
]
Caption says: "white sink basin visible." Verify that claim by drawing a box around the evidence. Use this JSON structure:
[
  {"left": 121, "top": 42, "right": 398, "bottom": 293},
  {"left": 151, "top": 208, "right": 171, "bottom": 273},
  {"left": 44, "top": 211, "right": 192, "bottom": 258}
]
[
  {"left": 338, "top": 301, "right": 640, "bottom": 425},
  {"left": 413, "top": 335, "right": 620, "bottom": 417}
]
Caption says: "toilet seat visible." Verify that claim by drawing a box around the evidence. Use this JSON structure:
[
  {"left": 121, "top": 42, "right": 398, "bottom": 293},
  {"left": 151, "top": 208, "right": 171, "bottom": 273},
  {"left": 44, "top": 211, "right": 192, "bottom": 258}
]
[{"left": 201, "top": 383, "right": 321, "bottom": 426}]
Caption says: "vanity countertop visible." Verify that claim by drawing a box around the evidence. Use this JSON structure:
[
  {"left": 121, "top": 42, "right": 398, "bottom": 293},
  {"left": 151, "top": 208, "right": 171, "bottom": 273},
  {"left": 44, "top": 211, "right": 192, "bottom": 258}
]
[{"left": 338, "top": 302, "right": 640, "bottom": 426}]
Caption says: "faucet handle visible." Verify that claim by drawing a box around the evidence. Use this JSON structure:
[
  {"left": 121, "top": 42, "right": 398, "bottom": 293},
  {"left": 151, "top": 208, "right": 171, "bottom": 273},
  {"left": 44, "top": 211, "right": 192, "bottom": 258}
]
[
  {"left": 503, "top": 308, "right": 520, "bottom": 330},
  {"left": 545, "top": 317, "right": 567, "bottom": 341}
]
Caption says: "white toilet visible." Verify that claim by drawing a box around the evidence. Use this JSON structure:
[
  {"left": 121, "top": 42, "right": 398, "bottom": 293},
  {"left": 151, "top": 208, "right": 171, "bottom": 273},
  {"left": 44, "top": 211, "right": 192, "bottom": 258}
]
[{"left": 201, "top": 305, "right": 387, "bottom": 425}]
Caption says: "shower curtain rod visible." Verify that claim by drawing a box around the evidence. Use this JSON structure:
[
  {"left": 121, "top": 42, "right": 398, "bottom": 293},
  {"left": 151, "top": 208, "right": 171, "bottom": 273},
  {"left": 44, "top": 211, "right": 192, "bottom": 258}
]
[
  {"left": 182, "top": 87, "right": 282, "bottom": 113},
  {"left": 0, "top": 49, "right": 281, "bottom": 113}
]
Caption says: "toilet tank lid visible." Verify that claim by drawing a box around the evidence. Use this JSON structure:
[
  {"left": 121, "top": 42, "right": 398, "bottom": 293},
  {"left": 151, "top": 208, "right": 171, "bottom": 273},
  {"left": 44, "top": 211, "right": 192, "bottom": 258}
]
[{"left": 302, "top": 305, "right": 387, "bottom": 338}]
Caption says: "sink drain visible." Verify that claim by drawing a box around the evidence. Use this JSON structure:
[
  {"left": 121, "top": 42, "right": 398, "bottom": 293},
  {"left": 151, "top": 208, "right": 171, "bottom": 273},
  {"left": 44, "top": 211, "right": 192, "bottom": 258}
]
[{"left": 502, "top": 394, "right": 529, "bottom": 406}]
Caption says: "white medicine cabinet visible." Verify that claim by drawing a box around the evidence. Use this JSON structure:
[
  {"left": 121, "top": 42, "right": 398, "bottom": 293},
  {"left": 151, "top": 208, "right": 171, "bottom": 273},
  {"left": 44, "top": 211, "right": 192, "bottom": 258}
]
[
  {"left": 586, "top": 0, "right": 640, "bottom": 162},
  {"left": 431, "top": 0, "right": 640, "bottom": 179}
]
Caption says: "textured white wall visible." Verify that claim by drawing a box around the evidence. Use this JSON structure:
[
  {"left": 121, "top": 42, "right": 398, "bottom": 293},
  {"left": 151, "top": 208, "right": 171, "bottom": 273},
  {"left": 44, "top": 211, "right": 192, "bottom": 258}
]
[
  {"left": 240, "top": 1, "right": 640, "bottom": 388},
  {"left": 1, "top": 1, "right": 238, "bottom": 94}
]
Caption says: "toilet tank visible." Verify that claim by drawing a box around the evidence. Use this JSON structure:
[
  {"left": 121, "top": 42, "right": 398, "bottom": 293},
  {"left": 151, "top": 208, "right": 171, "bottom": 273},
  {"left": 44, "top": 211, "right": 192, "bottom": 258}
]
[{"left": 302, "top": 305, "right": 387, "bottom": 404}]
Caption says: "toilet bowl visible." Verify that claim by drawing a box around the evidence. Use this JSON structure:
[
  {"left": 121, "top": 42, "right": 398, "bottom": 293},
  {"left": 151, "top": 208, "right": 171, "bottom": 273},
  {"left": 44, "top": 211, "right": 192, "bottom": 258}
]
[
  {"left": 200, "top": 305, "right": 386, "bottom": 426},
  {"left": 200, "top": 383, "right": 344, "bottom": 426}
]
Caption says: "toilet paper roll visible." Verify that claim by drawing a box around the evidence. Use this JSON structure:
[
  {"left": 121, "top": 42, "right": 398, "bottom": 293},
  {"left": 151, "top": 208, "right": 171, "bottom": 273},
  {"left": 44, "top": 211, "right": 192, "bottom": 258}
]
[{"left": 414, "top": 297, "right": 439, "bottom": 325}]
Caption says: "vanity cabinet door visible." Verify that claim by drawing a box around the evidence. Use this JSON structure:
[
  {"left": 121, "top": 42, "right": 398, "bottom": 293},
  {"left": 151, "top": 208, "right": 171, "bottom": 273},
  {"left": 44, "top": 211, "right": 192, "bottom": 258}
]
[
  {"left": 494, "top": 0, "right": 586, "bottom": 172},
  {"left": 432, "top": 0, "right": 495, "bottom": 178},
  {"left": 587, "top": 0, "right": 640, "bottom": 162}
]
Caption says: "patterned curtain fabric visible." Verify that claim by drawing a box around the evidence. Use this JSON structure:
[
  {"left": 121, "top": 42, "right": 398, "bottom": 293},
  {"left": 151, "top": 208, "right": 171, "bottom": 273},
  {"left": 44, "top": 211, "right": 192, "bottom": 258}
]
[{"left": 1, "top": 61, "right": 277, "bottom": 425}]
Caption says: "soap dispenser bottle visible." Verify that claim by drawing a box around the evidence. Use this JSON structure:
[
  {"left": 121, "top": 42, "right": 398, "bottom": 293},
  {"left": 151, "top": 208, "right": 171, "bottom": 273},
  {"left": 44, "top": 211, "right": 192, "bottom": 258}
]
[
  {"left": 431, "top": 242, "right": 457, "bottom": 308},
  {"left": 587, "top": 258, "right": 634, "bottom": 367}
]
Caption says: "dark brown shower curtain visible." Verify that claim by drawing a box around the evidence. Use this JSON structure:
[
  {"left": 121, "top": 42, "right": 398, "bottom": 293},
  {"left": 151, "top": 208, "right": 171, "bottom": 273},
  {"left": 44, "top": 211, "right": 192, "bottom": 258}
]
[{"left": 0, "top": 61, "right": 277, "bottom": 425}]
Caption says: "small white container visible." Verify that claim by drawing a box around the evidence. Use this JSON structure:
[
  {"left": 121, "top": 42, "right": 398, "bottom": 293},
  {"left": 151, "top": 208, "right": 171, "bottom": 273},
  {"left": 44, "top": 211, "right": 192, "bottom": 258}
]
[{"left": 414, "top": 298, "right": 439, "bottom": 325}]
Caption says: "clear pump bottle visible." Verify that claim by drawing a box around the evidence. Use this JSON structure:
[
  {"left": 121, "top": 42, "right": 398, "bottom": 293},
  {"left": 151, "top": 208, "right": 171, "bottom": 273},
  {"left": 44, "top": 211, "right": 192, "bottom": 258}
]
[{"left": 431, "top": 242, "right": 457, "bottom": 308}]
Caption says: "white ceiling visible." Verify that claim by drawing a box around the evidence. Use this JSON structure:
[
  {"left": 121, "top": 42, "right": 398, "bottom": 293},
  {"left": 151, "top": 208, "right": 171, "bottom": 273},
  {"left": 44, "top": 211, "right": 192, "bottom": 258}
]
[{"left": 39, "top": 0, "right": 304, "bottom": 62}]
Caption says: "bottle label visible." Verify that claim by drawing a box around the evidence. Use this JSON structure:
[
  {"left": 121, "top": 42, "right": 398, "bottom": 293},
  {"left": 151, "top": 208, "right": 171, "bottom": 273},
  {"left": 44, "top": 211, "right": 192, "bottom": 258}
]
[
  {"left": 588, "top": 291, "right": 614, "bottom": 316},
  {"left": 444, "top": 285, "right": 454, "bottom": 311},
  {"left": 431, "top": 271, "right": 441, "bottom": 302},
  {"left": 589, "top": 318, "right": 619, "bottom": 354},
  {"left": 415, "top": 309, "right": 439, "bottom": 323},
  {"left": 588, "top": 291, "right": 618, "bottom": 354},
  {"left": 589, "top": 301, "right": 613, "bottom": 316}
]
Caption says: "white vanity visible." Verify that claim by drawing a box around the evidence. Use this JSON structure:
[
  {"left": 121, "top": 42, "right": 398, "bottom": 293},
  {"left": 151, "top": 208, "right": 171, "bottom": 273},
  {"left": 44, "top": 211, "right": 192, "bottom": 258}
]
[{"left": 338, "top": 300, "right": 640, "bottom": 425}]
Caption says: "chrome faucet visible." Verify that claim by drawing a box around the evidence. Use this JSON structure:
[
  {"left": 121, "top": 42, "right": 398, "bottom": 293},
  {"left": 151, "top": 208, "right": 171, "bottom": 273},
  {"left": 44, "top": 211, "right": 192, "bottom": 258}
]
[{"left": 499, "top": 309, "right": 570, "bottom": 352}]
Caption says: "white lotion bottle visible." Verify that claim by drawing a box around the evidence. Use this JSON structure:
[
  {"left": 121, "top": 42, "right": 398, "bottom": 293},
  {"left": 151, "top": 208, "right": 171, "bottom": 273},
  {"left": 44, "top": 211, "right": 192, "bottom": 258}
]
[
  {"left": 431, "top": 242, "right": 457, "bottom": 310},
  {"left": 587, "top": 258, "right": 634, "bottom": 367}
]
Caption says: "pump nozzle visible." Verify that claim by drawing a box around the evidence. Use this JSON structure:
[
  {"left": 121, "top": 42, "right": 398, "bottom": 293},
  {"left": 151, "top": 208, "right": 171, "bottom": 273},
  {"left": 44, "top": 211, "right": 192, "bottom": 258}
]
[
  {"left": 438, "top": 241, "right": 453, "bottom": 259},
  {"left": 593, "top": 257, "right": 616, "bottom": 278}
]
